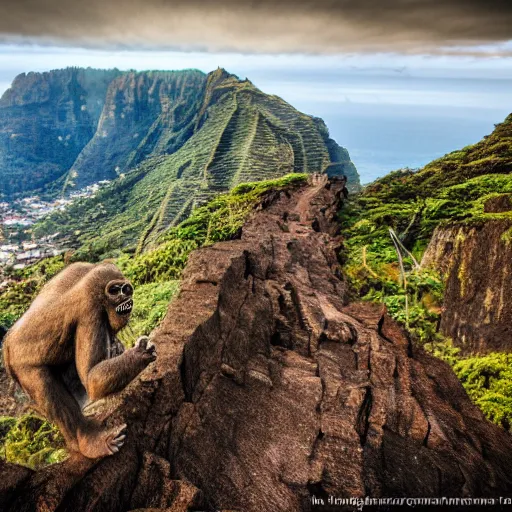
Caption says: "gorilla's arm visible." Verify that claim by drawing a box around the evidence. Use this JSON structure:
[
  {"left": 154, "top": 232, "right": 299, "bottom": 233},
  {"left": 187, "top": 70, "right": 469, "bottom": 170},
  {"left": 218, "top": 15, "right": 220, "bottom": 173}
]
[{"left": 75, "top": 315, "right": 156, "bottom": 401}]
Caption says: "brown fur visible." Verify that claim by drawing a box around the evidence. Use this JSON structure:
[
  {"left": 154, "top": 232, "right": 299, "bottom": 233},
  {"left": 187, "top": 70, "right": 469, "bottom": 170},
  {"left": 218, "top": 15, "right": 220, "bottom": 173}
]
[{"left": 2, "top": 262, "right": 156, "bottom": 459}]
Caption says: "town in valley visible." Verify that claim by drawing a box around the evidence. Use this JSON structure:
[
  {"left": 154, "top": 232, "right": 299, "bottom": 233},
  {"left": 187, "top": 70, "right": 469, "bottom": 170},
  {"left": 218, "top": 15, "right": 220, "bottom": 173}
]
[{"left": 0, "top": 181, "right": 111, "bottom": 280}]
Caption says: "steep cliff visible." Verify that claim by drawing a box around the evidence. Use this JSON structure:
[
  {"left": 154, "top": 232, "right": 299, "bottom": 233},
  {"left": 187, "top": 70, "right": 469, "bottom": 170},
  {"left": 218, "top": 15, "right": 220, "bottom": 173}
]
[
  {"left": 0, "top": 68, "right": 122, "bottom": 196},
  {"left": 2, "top": 176, "right": 512, "bottom": 512},
  {"left": 422, "top": 195, "right": 512, "bottom": 354},
  {"left": 34, "top": 68, "right": 359, "bottom": 259},
  {"left": 66, "top": 70, "right": 207, "bottom": 190}
]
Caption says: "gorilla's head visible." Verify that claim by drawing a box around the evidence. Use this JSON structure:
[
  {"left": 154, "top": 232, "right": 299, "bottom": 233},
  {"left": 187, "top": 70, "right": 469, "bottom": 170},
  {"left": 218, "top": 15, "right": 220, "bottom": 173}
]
[{"left": 105, "top": 279, "right": 134, "bottom": 332}]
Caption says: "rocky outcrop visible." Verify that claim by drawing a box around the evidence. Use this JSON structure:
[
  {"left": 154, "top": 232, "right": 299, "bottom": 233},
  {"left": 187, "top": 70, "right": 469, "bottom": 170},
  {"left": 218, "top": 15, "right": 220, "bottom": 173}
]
[
  {"left": 422, "top": 199, "right": 512, "bottom": 354},
  {"left": 67, "top": 70, "right": 207, "bottom": 190},
  {"left": 3, "top": 176, "right": 512, "bottom": 511}
]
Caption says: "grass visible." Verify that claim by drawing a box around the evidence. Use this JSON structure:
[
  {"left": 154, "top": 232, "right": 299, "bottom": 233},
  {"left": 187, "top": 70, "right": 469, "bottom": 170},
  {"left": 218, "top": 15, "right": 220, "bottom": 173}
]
[{"left": 0, "top": 414, "right": 67, "bottom": 469}]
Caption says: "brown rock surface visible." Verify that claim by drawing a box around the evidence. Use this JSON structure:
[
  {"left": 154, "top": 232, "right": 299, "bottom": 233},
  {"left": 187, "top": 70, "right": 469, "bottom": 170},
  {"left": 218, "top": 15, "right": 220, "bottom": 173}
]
[
  {"left": 422, "top": 218, "right": 512, "bottom": 354},
  {"left": 0, "top": 365, "right": 28, "bottom": 417},
  {"left": 2, "top": 175, "right": 512, "bottom": 511}
]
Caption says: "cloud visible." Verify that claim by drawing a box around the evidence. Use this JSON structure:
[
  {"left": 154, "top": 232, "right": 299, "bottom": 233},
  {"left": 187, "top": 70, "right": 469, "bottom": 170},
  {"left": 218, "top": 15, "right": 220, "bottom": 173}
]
[{"left": 0, "top": 0, "right": 511, "bottom": 54}]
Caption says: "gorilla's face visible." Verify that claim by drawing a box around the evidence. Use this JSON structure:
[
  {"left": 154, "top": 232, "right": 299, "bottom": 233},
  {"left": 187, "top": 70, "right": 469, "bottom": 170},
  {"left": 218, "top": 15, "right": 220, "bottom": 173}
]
[{"left": 105, "top": 279, "right": 134, "bottom": 331}]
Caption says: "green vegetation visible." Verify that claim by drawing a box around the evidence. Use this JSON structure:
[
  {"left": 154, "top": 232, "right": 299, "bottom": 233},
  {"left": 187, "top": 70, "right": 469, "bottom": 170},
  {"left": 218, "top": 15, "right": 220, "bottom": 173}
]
[
  {"left": 427, "top": 344, "right": 512, "bottom": 432},
  {"left": 453, "top": 354, "right": 512, "bottom": 431},
  {"left": 340, "top": 201, "right": 445, "bottom": 344},
  {"left": 339, "top": 114, "right": 512, "bottom": 432},
  {"left": 0, "top": 414, "right": 66, "bottom": 469},
  {"left": 340, "top": 115, "right": 512, "bottom": 344},
  {"left": 353, "top": 114, "right": 512, "bottom": 248},
  {"left": 0, "top": 255, "right": 66, "bottom": 329}
]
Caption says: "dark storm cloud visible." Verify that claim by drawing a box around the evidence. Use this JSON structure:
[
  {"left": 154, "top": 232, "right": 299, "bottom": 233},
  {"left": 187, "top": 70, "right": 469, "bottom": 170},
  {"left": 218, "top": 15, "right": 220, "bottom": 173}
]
[{"left": 0, "top": 0, "right": 511, "bottom": 54}]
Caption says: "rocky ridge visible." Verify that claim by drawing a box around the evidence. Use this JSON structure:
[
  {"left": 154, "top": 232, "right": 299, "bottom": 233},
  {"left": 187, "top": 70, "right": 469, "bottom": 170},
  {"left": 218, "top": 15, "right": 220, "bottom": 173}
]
[{"left": 2, "top": 175, "right": 512, "bottom": 511}]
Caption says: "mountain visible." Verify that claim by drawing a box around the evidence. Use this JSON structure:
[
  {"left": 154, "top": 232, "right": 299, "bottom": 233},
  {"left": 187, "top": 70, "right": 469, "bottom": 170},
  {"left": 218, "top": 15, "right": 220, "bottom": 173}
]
[
  {"left": 0, "top": 68, "right": 123, "bottom": 196},
  {"left": 0, "top": 67, "right": 359, "bottom": 201},
  {"left": 3, "top": 175, "right": 512, "bottom": 510},
  {"left": 64, "top": 69, "right": 207, "bottom": 190},
  {"left": 30, "top": 68, "right": 359, "bottom": 258}
]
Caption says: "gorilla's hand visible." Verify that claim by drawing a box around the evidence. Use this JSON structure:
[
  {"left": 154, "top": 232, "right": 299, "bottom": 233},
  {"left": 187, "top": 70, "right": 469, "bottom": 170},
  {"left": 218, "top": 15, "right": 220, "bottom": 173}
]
[{"left": 133, "top": 336, "right": 157, "bottom": 364}]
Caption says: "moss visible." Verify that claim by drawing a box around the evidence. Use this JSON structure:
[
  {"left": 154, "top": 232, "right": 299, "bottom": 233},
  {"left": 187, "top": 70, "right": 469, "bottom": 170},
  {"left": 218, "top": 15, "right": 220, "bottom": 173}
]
[
  {"left": 457, "top": 259, "right": 467, "bottom": 298},
  {"left": 454, "top": 229, "right": 467, "bottom": 248},
  {"left": 501, "top": 226, "right": 512, "bottom": 245},
  {"left": 1, "top": 414, "right": 67, "bottom": 469},
  {"left": 425, "top": 342, "right": 512, "bottom": 432},
  {"left": 424, "top": 338, "right": 461, "bottom": 367},
  {"left": 452, "top": 353, "right": 512, "bottom": 431},
  {"left": 0, "top": 417, "right": 17, "bottom": 444}
]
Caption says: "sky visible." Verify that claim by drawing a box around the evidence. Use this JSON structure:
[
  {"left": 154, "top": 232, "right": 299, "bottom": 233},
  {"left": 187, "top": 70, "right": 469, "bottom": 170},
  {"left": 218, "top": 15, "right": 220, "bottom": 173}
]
[{"left": 0, "top": 1, "right": 512, "bottom": 183}]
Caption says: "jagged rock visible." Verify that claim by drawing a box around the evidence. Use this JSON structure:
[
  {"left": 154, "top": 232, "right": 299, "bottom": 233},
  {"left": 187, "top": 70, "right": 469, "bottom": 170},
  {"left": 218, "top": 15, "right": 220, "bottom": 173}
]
[
  {"left": 2, "top": 175, "right": 512, "bottom": 511},
  {"left": 422, "top": 218, "right": 512, "bottom": 354}
]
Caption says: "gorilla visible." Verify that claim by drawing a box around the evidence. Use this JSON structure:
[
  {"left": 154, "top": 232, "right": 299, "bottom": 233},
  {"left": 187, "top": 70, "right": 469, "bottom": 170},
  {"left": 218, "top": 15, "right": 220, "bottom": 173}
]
[{"left": 3, "top": 262, "right": 156, "bottom": 459}]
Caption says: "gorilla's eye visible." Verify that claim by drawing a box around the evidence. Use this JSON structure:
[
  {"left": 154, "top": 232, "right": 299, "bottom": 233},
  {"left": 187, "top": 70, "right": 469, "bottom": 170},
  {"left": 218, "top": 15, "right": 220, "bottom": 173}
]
[
  {"left": 108, "top": 284, "right": 122, "bottom": 295},
  {"left": 122, "top": 284, "right": 133, "bottom": 296}
]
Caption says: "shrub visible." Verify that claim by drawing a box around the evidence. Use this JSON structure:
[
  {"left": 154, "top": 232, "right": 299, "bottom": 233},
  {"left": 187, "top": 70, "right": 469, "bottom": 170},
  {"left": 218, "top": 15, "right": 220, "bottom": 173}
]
[
  {"left": 119, "top": 240, "right": 197, "bottom": 286},
  {"left": 453, "top": 353, "right": 512, "bottom": 431}
]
